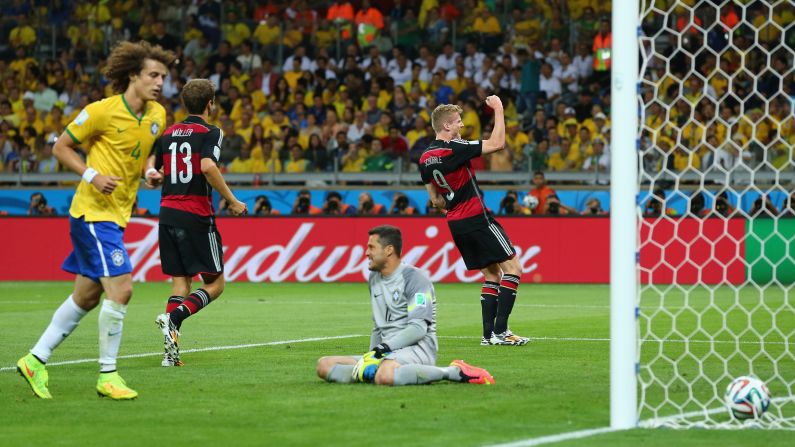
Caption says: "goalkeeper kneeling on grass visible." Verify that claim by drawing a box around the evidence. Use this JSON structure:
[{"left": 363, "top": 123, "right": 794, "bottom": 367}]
[{"left": 316, "top": 225, "right": 495, "bottom": 385}]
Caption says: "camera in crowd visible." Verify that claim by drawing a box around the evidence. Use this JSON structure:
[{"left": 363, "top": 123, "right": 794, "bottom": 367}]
[
  {"left": 360, "top": 198, "right": 374, "bottom": 213},
  {"left": 395, "top": 195, "right": 409, "bottom": 211},
  {"left": 390, "top": 193, "right": 414, "bottom": 215},
  {"left": 28, "top": 192, "right": 55, "bottom": 216},
  {"left": 580, "top": 198, "right": 606, "bottom": 215},
  {"left": 297, "top": 196, "right": 310, "bottom": 213},
  {"left": 293, "top": 189, "right": 313, "bottom": 215},
  {"left": 254, "top": 195, "right": 272, "bottom": 215},
  {"left": 715, "top": 192, "right": 732, "bottom": 216},
  {"left": 324, "top": 191, "right": 344, "bottom": 215},
  {"left": 499, "top": 190, "right": 521, "bottom": 215}
]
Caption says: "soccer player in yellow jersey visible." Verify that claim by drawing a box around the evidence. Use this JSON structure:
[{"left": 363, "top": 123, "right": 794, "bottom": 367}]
[{"left": 16, "top": 41, "right": 175, "bottom": 400}]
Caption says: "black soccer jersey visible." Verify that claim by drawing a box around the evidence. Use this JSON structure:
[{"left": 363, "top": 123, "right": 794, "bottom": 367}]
[
  {"left": 153, "top": 115, "right": 222, "bottom": 230},
  {"left": 418, "top": 138, "right": 492, "bottom": 231}
]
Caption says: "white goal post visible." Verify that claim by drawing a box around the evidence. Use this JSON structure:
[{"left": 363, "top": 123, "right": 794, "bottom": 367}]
[
  {"left": 610, "top": 0, "right": 640, "bottom": 430},
  {"left": 611, "top": 0, "right": 795, "bottom": 430}
]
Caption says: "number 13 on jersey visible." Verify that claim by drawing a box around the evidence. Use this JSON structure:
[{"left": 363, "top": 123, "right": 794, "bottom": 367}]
[{"left": 169, "top": 141, "right": 193, "bottom": 184}]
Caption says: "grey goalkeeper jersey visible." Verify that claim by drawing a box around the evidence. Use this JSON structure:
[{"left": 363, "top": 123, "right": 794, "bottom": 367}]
[{"left": 368, "top": 263, "right": 438, "bottom": 355}]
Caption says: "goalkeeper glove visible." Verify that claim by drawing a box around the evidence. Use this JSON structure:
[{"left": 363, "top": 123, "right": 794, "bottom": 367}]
[
  {"left": 352, "top": 350, "right": 382, "bottom": 383},
  {"left": 372, "top": 343, "right": 391, "bottom": 359}
]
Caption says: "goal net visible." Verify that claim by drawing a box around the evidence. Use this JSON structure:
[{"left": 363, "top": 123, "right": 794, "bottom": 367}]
[{"left": 636, "top": 0, "right": 795, "bottom": 429}]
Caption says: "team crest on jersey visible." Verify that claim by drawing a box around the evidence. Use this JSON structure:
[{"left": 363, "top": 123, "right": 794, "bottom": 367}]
[
  {"left": 74, "top": 109, "right": 89, "bottom": 125},
  {"left": 151, "top": 122, "right": 159, "bottom": 135},
  {"left": 110, "top": 249, "right": 125, "bottom": 267},
  {"left": 392, "top": 290, "right": 400, "bottom": 302}
]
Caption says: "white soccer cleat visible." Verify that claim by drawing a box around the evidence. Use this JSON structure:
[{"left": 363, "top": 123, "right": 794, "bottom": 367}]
[
  {"left": 161, "top": 351, "right": 183, "bottom": 367},
  {"left": 489, "top": 330, "right": 530, "bottom": 346},
  {"left": 155, "top": 314, "right": 181, "bottom": 364}
]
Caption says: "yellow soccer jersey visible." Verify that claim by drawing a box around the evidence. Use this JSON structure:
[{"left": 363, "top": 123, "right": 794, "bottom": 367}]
[{"left": 65, "top": 95, "right": 166, "bottom": 227}]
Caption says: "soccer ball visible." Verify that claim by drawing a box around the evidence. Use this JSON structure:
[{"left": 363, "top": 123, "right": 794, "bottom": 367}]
[
  {"left": 522, "top": 194, "right": 539, "bottom": 209},
  {"left": 724, "top": 376, "right": 771, "bottom": 420},
  {"left": 352, "top": 351, "right": 382, "bottom": 383}
]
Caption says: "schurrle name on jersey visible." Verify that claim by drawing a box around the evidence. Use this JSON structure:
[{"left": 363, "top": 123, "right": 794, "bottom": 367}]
[
  {"left": 171, "top": 128, "right": 193, "bottom": 137},
  {"left": 423, "top": 155, "right": 442, "bottom": 166}
]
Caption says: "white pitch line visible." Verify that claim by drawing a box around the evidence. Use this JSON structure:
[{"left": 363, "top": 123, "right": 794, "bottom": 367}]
[
  {"left": 0, "top": 334, "right": 365, "bottom": 372},
  {"left": 484, "top": 426, "right": 621, "bottom": 447},
  {"left": 438, "top": 335, "right": 792, "bottom": 346}
]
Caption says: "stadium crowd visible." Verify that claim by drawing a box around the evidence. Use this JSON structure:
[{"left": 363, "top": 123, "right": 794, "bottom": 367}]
[{"left": 0, "top": 0, "right": 792, "bottom": 216}]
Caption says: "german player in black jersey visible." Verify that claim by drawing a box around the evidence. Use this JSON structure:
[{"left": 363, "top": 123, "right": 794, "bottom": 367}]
[
  {"left": 151, "top": 79, "right": 247, "bottom": 366},
  {"left": 418, "top": 96, "right": 529, "bottom": 346}
]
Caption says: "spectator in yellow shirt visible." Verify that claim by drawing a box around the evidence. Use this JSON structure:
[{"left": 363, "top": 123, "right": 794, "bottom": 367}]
[
  {"left": 505, "top": 120, "right": 530, "bottom": 160},
  {"left": 283, "top": 59, "right": 304, "bottom": 91},
  {"left": 284, "top": 144, "right": 310, "bottom": 173},
  {"left": 222, "top": 10, "right": 251, "bottom": 47},
  {"left": 262, "top": 109, "right": 291, "bottom": 140},
  {"left": 406, "top": 116, "right": 428, "bottom": 149},
  {"left": 9, "top": 15, "right": 36, "bottom": 49},
  {"left": 281, "top": 21, "right": 303, "bottom": 50},
  {"left": 228, "top": 146, "right": 255, "bottom": 173},
  {"left": 251, "top": 137, "right": 282, "bottom": 173},
  {"left": 673, "top": 145, "right": 701, "bottom": 172},
  {"left": 548, "top": 138, "right": 581, "bottom": 171},
  {"left": 237, "top": 112, "right": 256, "bottom": 144},
  {"left": 461, "top": 100, "right": 481, "bottom": 139},
  {"left": 0, "top": 100, "right": 20, "bottom": 127},
  {"left": 19, "top": 106, "right": 44, "bottom": 136},
  {"left": 254, "top": 15, "right": 281, "bottom": 60},
  {"left": 341, "top": 142, "right": 368, "bottom": 172},
  {"left": 44, "top": 105, "right": 67, "bottom": 134},
  {"left": 472, "top": 8, "right": 502, "bottom": 52},
  {"left": 229, "top": 61, "right": 250, "bottom": 93}
]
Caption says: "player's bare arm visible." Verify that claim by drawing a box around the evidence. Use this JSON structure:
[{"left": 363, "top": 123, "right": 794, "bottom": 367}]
[
  {"left": 481, "top": 95, "right": 505, "bottom": 155},
  {"left": 424, "top": 183, "right": 446, "bottom": 209},
  {"left": 200, "top": 158, "right": 247, "bottom": 216},
  {"left": 53, "top": 132, "right": 121, "bottom": 195}
]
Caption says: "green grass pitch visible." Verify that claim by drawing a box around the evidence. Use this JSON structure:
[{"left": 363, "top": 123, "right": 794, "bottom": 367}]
[{"left": 0, "top": 282, "right": 791, "bottom": 446}]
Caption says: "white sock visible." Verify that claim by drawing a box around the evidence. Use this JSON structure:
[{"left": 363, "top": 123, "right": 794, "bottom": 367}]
[
  {"left": 98, "top": 300, "right": 127, "bottom": 373},
  {"left": 31, "top": 295, "right": 88, "bottom": 363}
]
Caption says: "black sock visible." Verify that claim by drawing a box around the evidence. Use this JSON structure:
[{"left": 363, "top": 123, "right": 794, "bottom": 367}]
[
  {"left": 166, "top": 296, "right": 184, "bottom": 314},
  {"left": 480, "top": 281, "right": 500, "bottom": 338},
  {"left": 169, "top": 289, "right": 211, "bottom": 330},
  {"left": 494, "top": 274, "right": 520, "bottom": 334}
]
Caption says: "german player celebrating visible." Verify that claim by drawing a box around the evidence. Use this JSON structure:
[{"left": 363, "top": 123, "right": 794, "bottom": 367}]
[
  {"left": 152, "top": 79, "right": 247, "bottom": 366},
  {"left": 418, "top": 96, "right": 529, "bottom": 346}
]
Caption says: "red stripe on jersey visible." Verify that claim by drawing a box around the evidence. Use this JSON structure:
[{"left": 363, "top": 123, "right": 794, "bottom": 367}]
[
  {"left": 447, "top": 196, "right": 485, "bottom": 220},
  {"left": 162, "top": 153, "right": 201, "bottom": 177},
  {"left": 421, "top": 148, "right": 487, "bottom": 221},
  {"left": 161, "top": 195, "right": 213, "bottom": 216},
  {"left": 163, "top": 123, "right": 211, "bottom": 136}
]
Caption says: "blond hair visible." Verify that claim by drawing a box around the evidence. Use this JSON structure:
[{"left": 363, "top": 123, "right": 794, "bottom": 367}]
[{"left": 431, "top": 104, "right": 463, "bottom": 133}]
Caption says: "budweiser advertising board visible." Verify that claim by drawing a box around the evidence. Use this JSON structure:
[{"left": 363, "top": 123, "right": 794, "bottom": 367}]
[
  {"left": 0, "top": 217, "right": 743, "bottom": 284},
  {"left": 1, "top": 217, "right": 609, "bottom": 283}
]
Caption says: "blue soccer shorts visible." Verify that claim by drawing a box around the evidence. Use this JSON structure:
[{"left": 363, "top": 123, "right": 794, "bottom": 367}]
[{"left": 62, "top": 216, "right": 132, "bottom": 282}]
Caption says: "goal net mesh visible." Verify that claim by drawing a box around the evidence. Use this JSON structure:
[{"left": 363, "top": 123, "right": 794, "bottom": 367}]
[{"left": 636, "top": 0, "right": 795, "bottom": 429}]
